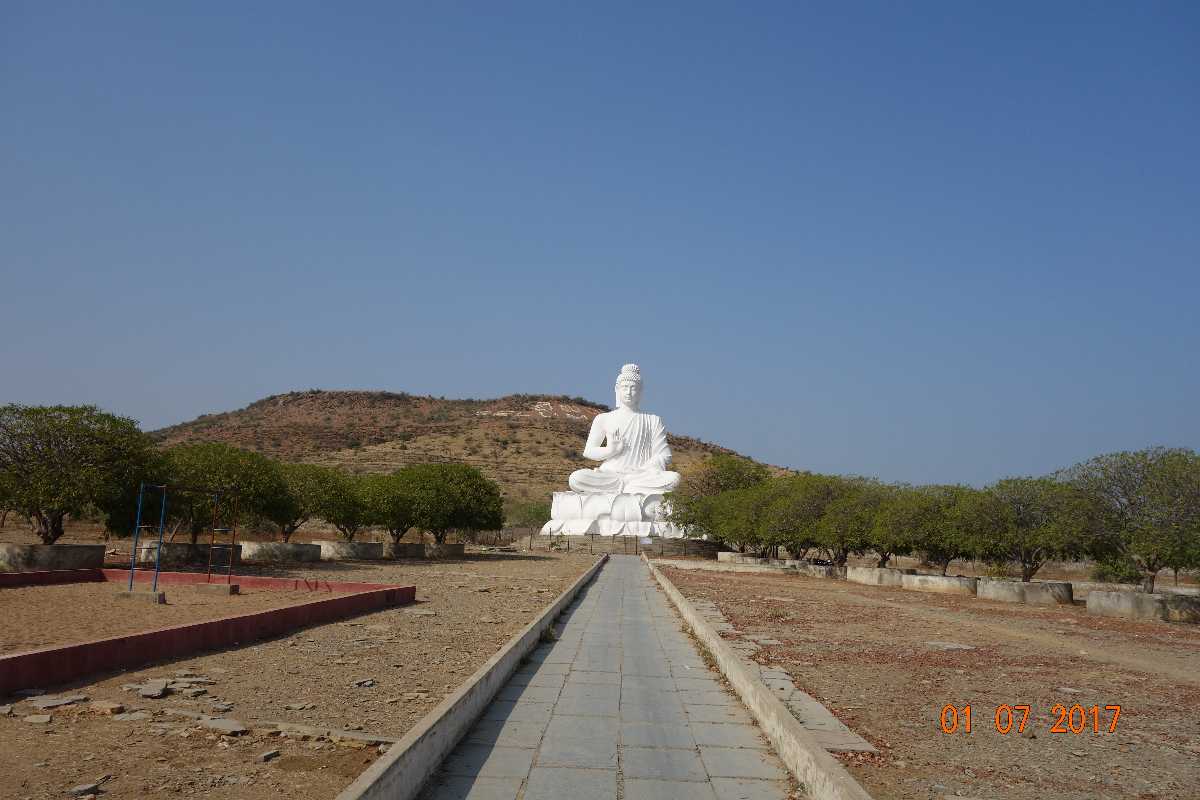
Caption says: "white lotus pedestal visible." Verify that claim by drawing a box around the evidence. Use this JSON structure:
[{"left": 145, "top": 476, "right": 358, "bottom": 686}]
[{"left": 540, "top": 491, "right": 685, "bottom": 538}]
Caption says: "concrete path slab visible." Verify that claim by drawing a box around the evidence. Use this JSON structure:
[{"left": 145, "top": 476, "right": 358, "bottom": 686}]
[{"left": 422, "top": 555, "right": 793, "bottom": 800}]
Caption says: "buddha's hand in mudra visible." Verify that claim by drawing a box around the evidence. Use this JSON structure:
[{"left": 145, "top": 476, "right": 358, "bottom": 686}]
[{"left": 605, "top": 431, "right": 625, "bottom": 458}]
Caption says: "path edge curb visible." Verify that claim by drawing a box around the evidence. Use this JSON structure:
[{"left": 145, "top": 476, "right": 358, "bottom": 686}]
[
  {"left": 645, "top": 555, "right": 876, "bottom": 800},
  {"left": 336, "top": 553, "right": 610, "bottom": 800}
]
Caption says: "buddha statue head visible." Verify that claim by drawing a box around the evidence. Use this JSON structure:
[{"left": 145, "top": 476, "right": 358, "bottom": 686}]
[{"left": 614, "top": 363, "right": 643, "bottom": 411}]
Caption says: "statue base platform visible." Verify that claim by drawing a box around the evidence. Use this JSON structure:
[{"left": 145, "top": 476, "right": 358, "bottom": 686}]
[{"left": 540, "top": 491, "right": 686, "bottom": 538}]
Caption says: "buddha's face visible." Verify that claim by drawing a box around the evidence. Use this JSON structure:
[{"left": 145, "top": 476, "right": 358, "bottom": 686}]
[{"left": 615, "top": 379, "right": 641, "bottom": 410}]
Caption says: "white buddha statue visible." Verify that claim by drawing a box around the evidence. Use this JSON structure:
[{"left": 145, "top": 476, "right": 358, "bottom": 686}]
[{"left": 568, "top": 364, "right": 681, "bottom": 495}]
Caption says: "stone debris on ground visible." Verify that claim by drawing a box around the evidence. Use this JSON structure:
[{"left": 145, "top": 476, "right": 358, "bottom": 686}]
[
  {"left": 30, "top": 693, "right": 88, "bottom": 710},
  {"left": 200, "top": 718, "right": 249, "bottom": 736},
  {"left": 23, "top": 714, "right": 52, "bottom": 724},
  {"left": 89, "top": 701, "right": 124, "bottom": 715}
]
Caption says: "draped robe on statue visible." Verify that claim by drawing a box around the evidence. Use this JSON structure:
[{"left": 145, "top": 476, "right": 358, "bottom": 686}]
[{"left": 569, "top": 410, "right": 680, "bottom": 495}]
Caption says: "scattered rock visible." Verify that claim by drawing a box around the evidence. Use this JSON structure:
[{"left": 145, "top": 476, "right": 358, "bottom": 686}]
[
  {"left": 211, "top": 703, "right": 234, "bottom": 713},
  {"left": 924, "top": 641, "right": 975, "bottom": 651},
  {"left": 258, "top": 749, "right": 281, "bottom": 763},
  {"left": 139, "top": 679, "right": 169, "bottom": 699},
  {"left": 67, "top": 783, "right": 101, "bottom": 797},
  {"left": 1057, "top": 687, "right": 1083, "bottom": 695},
  {"left": 352, "top": 679, "right": 376, "bottom": 688},
  {"left": 284, "top": 703, "right": 316, "bottom": 711},
  {"left": 89, "top": 701, "right": 125, "bottom": 716},
  {"left": 404, "top": 609, "right": 436, "bottom": 617},
  {"left": 201, "top": 718, "right": 248, "bottom": 736},
  {"left": 0, "top": 705, "right": 12, "bottom": 716},
  {"left": 30, "top": 694, "right": 88, "bottom": 710},
  {"left": 113, "top": 712, "right": 151, "bottom": 722},
  {"left": 23, "top": 714, "right": 52, "bottom": 724},
  {"left": 182, "top": 688, "right": 207, "bottom": 698}
]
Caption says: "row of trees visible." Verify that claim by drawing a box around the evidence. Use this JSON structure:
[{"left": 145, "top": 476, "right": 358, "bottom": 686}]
[
  {"left": 668, "top": 449, "right": 1200, "bottom": 592},
  {"left": 0, "top": 404, "right": 503, "bottom": 546}
]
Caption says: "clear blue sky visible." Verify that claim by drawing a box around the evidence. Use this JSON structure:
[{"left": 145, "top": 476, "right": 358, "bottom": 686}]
[{"left": 2, "top": 2, "right": 1197, "bottom": 486}]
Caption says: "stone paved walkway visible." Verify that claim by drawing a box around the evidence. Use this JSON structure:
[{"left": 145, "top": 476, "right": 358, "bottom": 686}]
[{"left": 422, "top": 555, "right": 793, "bottom": 800}]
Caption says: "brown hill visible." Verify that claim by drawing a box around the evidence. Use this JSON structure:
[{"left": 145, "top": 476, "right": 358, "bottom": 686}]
[{"left": 151, "top": 390, "right": 746, "bottom": 504}]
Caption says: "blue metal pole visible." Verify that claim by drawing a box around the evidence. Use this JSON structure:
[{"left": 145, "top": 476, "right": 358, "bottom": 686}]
[
  {"left": 127, "top": 483, "right": 146, "bottom": 591},
  {"left": 151, "top": 487, "right": 169, "bottom": 593}
]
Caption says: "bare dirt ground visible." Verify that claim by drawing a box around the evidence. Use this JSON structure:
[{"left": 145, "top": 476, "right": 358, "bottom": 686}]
[
  {"left": 0, "top": 583, "right": 347, "bottom": 654},
  {"left": 0, "top": 549, "right": 598, "bottom": 800},
  {"left": 661, "top": 566, "right": 1200, "bottom": 800}
]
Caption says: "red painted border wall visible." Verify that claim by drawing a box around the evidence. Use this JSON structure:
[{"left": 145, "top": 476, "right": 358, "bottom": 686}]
[
  {"left": 0, "top": 569, "right": 105, "bottom": 588},
  {"left": 0, "top": 571, "right": 415, "bottom": 695}
]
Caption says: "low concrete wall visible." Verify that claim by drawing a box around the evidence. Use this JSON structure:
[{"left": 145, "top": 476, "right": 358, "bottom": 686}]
[
  {"left": 846, "top": 567, "right": 906, "bottom": 587},
  {"left": 645, "top": 557, "right": 875, "bottom": 800},
  {"left": 337, "top": 555, "right": 609, "bottom": 800},
  {"left": 900, "top": 573, "right": 977, "bottom": 596},
  {"left": 0, "top": 544, "right": 105, "bottom": 572},
  {"left": 1165, "top": 594, "right": 1200, "bottom": 624},
  {"left": 382, "top": 542, "right": 425, "bottom": 559},
  {"left": 424, "top": 543, "right": 465, "bottom": 559},
  {"left": 977, "top": 578, "right": 1073, "bottom": 606},
  {"left": 976, "top": 578, "right": 1026, "bottom": 603},
  {"left": 239, "top": 542, "right": 321, "bottom": 563},
  {"left": 1022, "top": 581, "right": 1074, "bottom": 606},
  {"left": 1086, "top": 590, "right": 1167, "bottom": 621},
  {"left": 314, "top": 541, "right": 384, "bottom": 561},
  {"left": 135, "top": 543, "right": 242, "bottom": 567}
]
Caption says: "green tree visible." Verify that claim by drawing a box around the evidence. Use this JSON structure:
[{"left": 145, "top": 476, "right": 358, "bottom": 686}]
[
  {"left": 1061, "top": 447, "right": 1200, "bottom": 592},
  {"left": 875, "top": 485, "right": 968, "bottom": 575},
  {"left": 314, "top": 469, "right": 371, "bottom": 541},
  {"left": 979, "top": 477, "right": 1103, "bottom": 581},
  {"left": 812, "top": 479, "right": 886, "bottom": 566},
  {"left": 706, "top": 482, "right": 779, "bottom": 555},
  {"left": 505, "top": 499, "right": 551, "bottom": 530},
  {"left": 868, "top": 484, "right": 916, "bottom": 567},
  {"left": 760, "top": 473, "right": 845, "bottom": 559},
  {"left": 667, "top": 454, "right": 770, "bottom": 538},
  {"left": 406, "top": 463, "right": 503, "bottom": 544},
  {"left": 0, "top": 404, "right": 155, "bottom": 544},
  {"left": 269, "top": 462, "right": 331, "bottom": 542},
  {"left": 362, "top": 471, "right": 416, "bottom": 545},
  {"left": 931, "top": 485, "right": 994, "bottom": 575},
  {"left": 163, "top": 443, "right": 290, "bottom": 543}
]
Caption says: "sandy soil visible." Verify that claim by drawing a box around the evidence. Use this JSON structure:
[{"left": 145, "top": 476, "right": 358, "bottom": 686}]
[
  {"left": 0, "top": 549, "right": 598, "bottom": 800},
  {"left": 0, "top": 583, "right": 349, "bottom": 654},
  {"left": 660, "top": 565, "right": 1200, "bottom": 800}
]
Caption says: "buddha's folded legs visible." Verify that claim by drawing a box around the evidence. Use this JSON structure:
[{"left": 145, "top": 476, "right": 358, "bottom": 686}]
[
  {"left": 569, "top": 468, "right": 623, "bottom": 493},
  {"left": 568, "top": 467, "right": 681, "bottom": 495},
  {"left": 621, "top": 469, "right": 681, "bottom": 494}
]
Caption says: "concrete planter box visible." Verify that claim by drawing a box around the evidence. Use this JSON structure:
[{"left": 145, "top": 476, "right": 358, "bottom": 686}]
[
  {"left": 425, "top": 543, "right": 465, "bottom": 559},
  {"left": 239, "top": 542, "right": 322, "bottom": 563},
  {"left": 382, "top": 542, "right": 426, "bottom": 559},
  {"left": 314, "top": 541, "right": 385, "bottom": 561},
  {"left": 1086, "top": 590, "right": 1167, "bottom": 621},
  {"left": 846, "top": 567, "right": 907, "bottom": 587},
  {"left": 901, "top": 573, "right": 977, "bottom": 596},
  {"left": 716, "top": 551, "right": 737, "bottom": 562},
  {"left": 0, "top": 544, "right": 105, "bottom": 572},
  {"left": 135, "top": 543, "right": 241, "bottom": 567},
  {"left": 795, "top": 563, "right": 841, "bottom": 579},
  {"left": 976, "top": 577, "right": 1074, "bottom": 604},
  {"left": 1164, "top": 595, "right": 1200, "bottom": 624}
]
